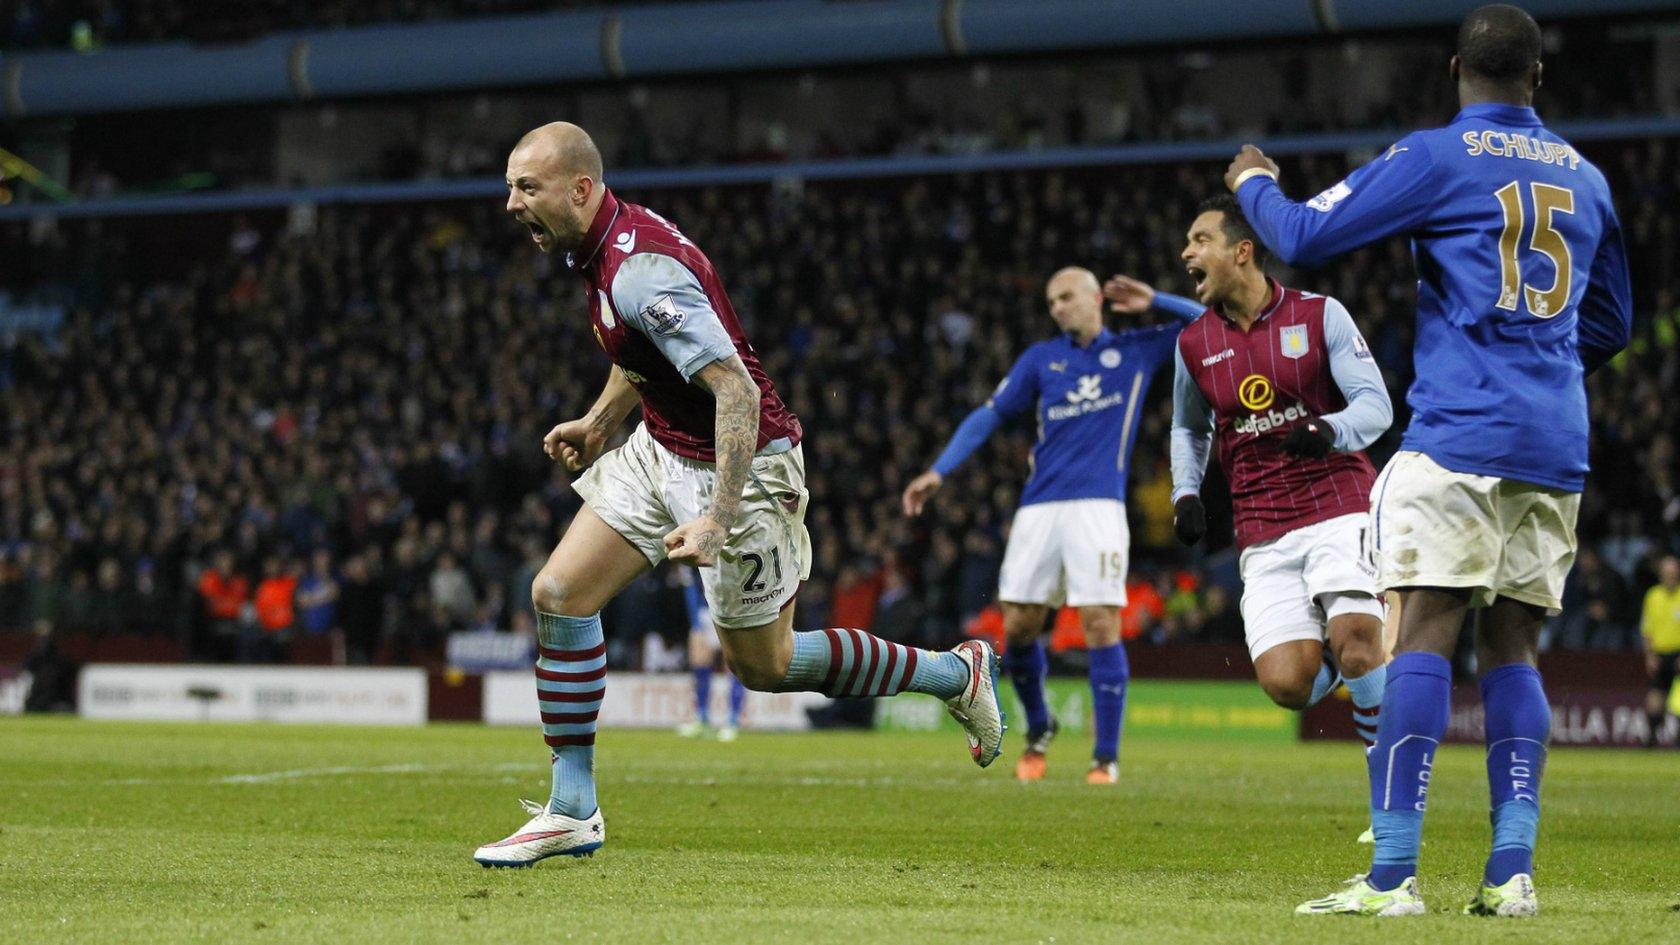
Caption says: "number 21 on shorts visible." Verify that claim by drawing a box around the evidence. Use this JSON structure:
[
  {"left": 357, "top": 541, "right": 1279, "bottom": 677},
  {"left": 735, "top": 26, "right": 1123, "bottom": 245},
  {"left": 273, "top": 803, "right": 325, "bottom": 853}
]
[{"left": 741, "top": 549, "right": 783, "bottom": 592}]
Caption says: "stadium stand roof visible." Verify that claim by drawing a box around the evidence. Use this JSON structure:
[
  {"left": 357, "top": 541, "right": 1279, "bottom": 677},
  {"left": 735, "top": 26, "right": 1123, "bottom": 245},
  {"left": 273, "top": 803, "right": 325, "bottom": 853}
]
[{"left": 4, "top": 0, "right": 1678, "bottom": 119}]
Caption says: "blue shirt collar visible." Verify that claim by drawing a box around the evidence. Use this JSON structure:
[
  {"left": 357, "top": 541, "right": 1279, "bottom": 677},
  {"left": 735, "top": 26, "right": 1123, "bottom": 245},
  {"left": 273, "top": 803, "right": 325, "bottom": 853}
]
[
  {"left": 1062, "top": 327, "right": 1113, "bottom": 351},
  {"left": 1452, "top": 103, "right": 1541, "bottom": 127}
]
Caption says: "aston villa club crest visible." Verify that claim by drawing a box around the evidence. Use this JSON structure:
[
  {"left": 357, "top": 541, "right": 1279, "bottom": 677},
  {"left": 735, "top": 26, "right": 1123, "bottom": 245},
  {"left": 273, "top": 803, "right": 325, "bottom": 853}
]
[
  {"left": 597, "top": 290, "right": 616, "bottom": 330},
  {"left": 1280, "top": 325, "right": 1309, "bottom": 359}
]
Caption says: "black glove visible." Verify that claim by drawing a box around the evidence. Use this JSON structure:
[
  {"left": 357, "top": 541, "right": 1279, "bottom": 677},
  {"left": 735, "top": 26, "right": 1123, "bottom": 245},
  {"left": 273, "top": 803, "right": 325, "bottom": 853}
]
[
  {"left": 1173, "top": 495, "right": 1206, "bottom": 546},
  {"left": 1281, "top": 416, "right": 1336, "bottom": 459}
]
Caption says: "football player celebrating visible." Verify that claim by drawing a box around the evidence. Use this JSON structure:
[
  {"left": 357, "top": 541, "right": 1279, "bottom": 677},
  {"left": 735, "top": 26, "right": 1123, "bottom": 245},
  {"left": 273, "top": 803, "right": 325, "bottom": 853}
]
[
  {"left": 1168, "top": 193, "right": 1393, "bottom": 838},
  {"left": 477, "top": 122, "right": 1006, "bottom": 867}
]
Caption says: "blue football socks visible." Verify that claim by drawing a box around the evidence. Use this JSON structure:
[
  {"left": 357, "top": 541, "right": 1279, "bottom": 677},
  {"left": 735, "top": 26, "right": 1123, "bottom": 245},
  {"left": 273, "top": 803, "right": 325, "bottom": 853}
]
[
  {"left": 1007, "top": 641, "right": 1052, "bottom": 737},
  {"left": 692, "top": 665, "right": 712, "bottom": 725},
  {"left": 1366, "top": 652, "right": 1451, "bottom": 891},
  {"left": 1088, "top": 642, "right": 1129, "bottom": 763},
  {"left": 1480, "top": 662, "right": 1549, "bottom": 885},
  {"left": 727, "top": 674, "right": 746, "bottom": 727}
]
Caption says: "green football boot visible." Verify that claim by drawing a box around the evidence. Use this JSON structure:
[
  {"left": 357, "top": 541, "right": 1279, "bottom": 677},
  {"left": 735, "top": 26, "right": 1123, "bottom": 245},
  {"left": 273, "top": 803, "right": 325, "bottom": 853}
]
[
  {"left": 1463, "top": 873, "right": 1538, "bottom": 917},
  {"left": 1296, "top": 874, "right": 1426, "bottom": 916}
]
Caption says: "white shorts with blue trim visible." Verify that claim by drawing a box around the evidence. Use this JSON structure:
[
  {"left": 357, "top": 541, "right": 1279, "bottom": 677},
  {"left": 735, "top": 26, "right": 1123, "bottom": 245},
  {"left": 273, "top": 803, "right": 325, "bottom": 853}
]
[{"left": 1371, "top": 450, "right": 1579, "bottom": 614}]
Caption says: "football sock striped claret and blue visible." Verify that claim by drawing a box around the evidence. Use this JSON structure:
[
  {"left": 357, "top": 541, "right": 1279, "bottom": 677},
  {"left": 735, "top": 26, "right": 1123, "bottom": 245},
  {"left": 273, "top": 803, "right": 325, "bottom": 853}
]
[
  {"left": 778, "top": 629, "right": 966, "bottom": 698},
  {"left": 1344, "top": 664, "right": 1387, "bottom": 749},
  {"left": 536, "top": 611, "right": 605, "bottom": 819}
]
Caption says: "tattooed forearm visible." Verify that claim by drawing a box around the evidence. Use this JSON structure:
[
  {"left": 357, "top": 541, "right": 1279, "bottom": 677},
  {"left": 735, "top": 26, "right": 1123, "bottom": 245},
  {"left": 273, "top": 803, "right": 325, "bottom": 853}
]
[
  {"left": 694, "top": 356, "right": 760, "bottom": 532},
  {"left": 587, "top": 366, "right": 641, "bottom": 432},
  {"left": 587, "top": 409, "right": 619, "bottom": 439}
]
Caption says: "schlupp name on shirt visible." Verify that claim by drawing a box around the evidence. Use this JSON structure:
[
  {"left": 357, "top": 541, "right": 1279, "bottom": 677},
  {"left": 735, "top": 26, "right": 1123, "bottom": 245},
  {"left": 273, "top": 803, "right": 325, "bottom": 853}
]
[{"left": 1461, "top": 131, "right": 1581, "bottom": 170}]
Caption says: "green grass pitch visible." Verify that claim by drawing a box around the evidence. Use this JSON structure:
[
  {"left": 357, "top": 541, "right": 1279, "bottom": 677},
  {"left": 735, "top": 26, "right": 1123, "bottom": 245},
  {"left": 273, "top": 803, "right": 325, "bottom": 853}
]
[{"left": 2, "top": 714, "right": 1675, "bottom": 943}]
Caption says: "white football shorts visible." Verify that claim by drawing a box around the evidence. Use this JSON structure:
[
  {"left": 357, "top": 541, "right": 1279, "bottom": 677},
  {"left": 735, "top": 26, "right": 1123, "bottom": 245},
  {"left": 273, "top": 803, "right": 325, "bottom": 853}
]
[
  {"left": 1239, "top": 512, "right": 1382, "bottom": 661},
  {"left": 1370, "top": 450, "right": 1579, "bottom": 614},
  {"left": 997, "top": 498, "right": 1129, "bottom": 608},
  {"left": 572, "top": 424, "right": 812, "bottom": 630}
]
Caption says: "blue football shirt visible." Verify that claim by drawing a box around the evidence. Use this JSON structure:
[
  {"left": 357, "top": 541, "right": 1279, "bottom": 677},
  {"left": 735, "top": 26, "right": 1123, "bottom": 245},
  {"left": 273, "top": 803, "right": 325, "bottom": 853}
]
[
  {"left": 982, "top": 325, "right": 1181, "bottom": 506},
  {"left": 1238, "top": 103, "right": 1633, "bottom": 492}
]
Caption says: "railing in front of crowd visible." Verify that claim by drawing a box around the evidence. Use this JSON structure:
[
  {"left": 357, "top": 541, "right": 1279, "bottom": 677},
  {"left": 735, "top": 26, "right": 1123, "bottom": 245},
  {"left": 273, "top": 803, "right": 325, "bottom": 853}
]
[{"left": 5, "top": 113, "right": 1680, "bottom": 222}]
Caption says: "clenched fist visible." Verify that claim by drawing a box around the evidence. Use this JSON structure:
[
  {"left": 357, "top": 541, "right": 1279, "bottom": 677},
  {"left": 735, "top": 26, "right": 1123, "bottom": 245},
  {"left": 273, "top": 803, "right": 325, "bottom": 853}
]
[
  {"left": 665, "top": 515, "right": 726, "bottom": 567},
  {"left": 544, "top": 417, "right": 606, "bottom": 471},
  {"left": 1224, "top": 144, "right": 1279, "bottom": 192}
]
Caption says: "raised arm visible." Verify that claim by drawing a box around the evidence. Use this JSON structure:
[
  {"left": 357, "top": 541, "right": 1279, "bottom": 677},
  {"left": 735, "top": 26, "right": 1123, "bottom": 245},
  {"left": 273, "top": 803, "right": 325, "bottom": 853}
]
[
  {"left": 1226, "top": 136, "right": 1438, "bottom": 268},
  {"left": 1104, "top": 274, "right": 1204, "bottom": 323},
  {"left": 902, "top": 350, "right": 1038, "bottom": 516}
]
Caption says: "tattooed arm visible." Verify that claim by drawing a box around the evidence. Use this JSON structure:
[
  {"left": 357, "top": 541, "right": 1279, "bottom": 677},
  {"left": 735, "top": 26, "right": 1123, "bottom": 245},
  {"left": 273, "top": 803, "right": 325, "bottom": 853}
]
[
  {"left": 543, "top": 366, "right": 641, "bottom": 471},
  {"left": 664, "top": 354, "right": 760, "bottom": 566}
]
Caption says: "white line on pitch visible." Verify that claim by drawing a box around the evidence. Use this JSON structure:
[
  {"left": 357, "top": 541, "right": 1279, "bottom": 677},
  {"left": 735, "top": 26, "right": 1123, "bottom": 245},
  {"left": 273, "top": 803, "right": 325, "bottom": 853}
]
[
  {"left": 110, "top": 761, "right": 535, "bottom": 785},
  {"left": 107, "top": 763, "right": 1072, "bottom": 790}
]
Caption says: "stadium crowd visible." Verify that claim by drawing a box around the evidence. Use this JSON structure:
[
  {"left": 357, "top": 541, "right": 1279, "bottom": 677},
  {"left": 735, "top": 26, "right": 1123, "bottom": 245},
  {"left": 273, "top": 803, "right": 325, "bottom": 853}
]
[{"left": 2, "top": 137, "right": 1677, "bottom": 667}]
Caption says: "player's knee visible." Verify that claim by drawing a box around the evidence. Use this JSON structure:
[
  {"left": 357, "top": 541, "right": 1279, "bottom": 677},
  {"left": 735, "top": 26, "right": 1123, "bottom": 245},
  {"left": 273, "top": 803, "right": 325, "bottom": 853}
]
[
  {"left": 1003, "top": 623, "right": 1039, "bottom": 646},
  {"left": 1258, "top": 674, "right": 1313, "bottom": 711},
  {"left": 1335, "top": 639, "right": 1383, "bottom": 678},
  {"left": 1079, "top": 609, "right": 1121, "bottom": 649},
  {"left": 1328, "top": 611, "right": 1386, "bottom": 677},
  {"left": 1001, "top": 605, "right": 1047, "bottom": 645},
  {"left": 531, "top": 570, "right": 592, "bottom": 617}
]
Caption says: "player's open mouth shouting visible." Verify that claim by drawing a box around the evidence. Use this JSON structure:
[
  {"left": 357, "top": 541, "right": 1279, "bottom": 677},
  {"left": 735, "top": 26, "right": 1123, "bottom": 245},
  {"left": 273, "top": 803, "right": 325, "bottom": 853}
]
[
  {"left": 520, "top": 214, "right": 552, "bottom": 249},
  {"left": 1186, "top": 263, "right": 1209, "bottom": 300}
]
